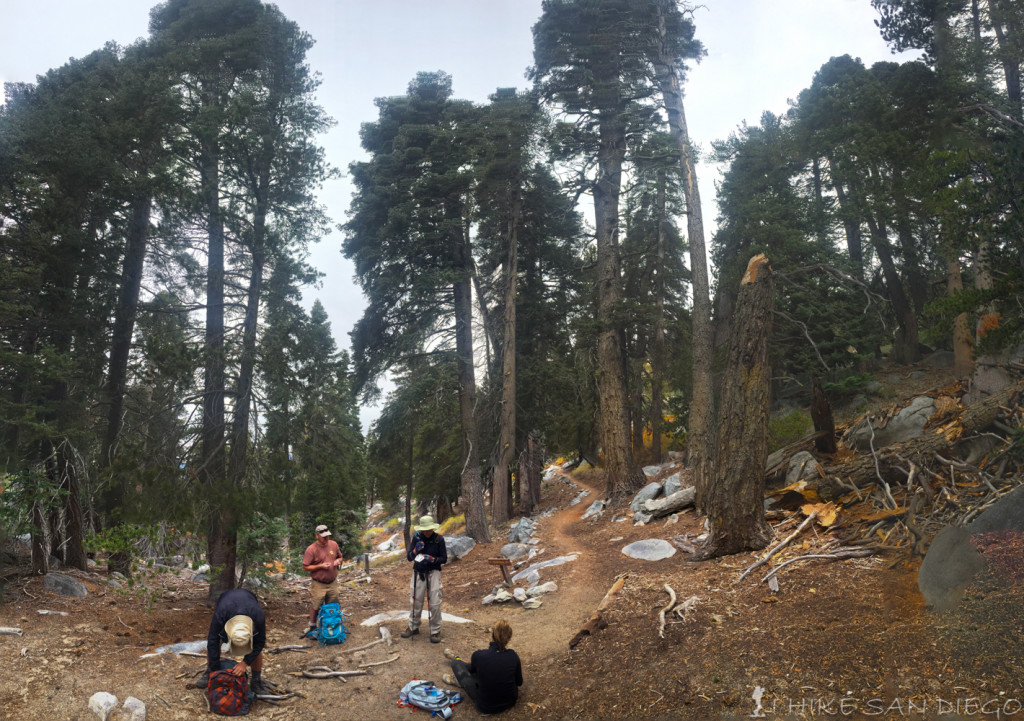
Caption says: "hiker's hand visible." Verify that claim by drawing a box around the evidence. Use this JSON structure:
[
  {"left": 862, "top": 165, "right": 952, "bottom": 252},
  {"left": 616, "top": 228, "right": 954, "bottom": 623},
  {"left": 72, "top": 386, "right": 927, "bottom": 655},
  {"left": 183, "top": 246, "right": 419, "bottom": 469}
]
[
  {"left": 413, "top": 541, "right": 424, "bottom": 553},
  {"left": 230, "top": 662, "right": 247, "bottom": 677},
  {"left": 423, "top": 555, "right": 434, "bottom": 563},
  {"left": 334, "top": 558, "right": 342, "bottom": 567}
]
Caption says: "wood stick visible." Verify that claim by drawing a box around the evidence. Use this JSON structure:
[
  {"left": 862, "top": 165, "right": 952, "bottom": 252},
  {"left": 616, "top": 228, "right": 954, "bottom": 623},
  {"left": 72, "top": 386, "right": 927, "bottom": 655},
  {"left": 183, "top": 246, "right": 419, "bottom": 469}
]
[
  {"left": 266, "top": 644, "right": 311, "bottom": 654},
  {"left": 0, "top": 627, "right": 24, "bottom": 636},
  {"left": 339, "top": 638, "right": 384, "bottom": 654},
  {"left": 761, "top": 547, "right": 880, "bottom": 582},
  {"left": 358, "top": 653, "right": 399, "bottom": 668},
  {"left": 570, "top": 574, "right": 626, "bottom": 649},
  {"left": 155, "top": 694, "right": 171, "bottom": 709},
  {"left": 738, "top": 510, "right": 819, "bottom": 582},
  {"left": 658, "top": 584, "right": 676, "bottom": 639},
  {"left": 293, "top": 669, "right": 367, "bottom": 680}
]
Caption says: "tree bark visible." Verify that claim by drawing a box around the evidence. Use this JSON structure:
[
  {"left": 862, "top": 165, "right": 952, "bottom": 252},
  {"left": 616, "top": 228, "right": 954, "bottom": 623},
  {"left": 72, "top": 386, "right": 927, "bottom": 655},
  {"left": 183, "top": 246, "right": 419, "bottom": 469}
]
[
  {"left": 811, "top": 375, "right": 838, "bottom": 454},
  {"left": 454, "top": 258, "right": 490, "bottom": 542},
  {"left": 594, "top": 106, "right": 644, "bottom": 499},
  {"left": 518, "top": 431, "right": 541, "bottom": 516},
  {"left": 650, "top": 1, "right": 714, "bottom": 508},
  {"left": 650, "top": 168, "right": 667, "bottom": 464},
  {"left": 100, "top": 193, "right": 151, "bottom": 523},
  {"left": 492, "top": 190, "right": 520, "bottom": 525},
  {"left": 694, "top": 255, "right": 774, "bottom": 560},
  {"left": 946, "top": 258, "right": 973, "bottom": 377}
]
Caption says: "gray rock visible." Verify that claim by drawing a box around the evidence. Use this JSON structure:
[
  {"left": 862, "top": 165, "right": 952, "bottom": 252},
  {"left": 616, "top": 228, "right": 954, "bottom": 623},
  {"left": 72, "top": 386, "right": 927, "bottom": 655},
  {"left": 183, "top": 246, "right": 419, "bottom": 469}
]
[
  {"left": 887, "top": 374, "right": 902, "bottom": 383},
  {"left": 192, "top": 572, "right": 208, "bottom": 583},
  {"left": 580, "top": 500, "right": 605, "bottom": 520},
  {"left": 122, "top": 696, "right": 146, "bottom": 721},
  {"left": 629, "top": 482, "right": 663, "bottom": 512},
  {"left": 446, "top": 535, "right": 476, "bottom": 560},
  {"left": 500, "top": 543, "right": 530, "bottom": 560},
  {"left": 847, "top": 397, "right": 935, "bottom": 451},
  {"left": 662, "top": 473, "right": 682, "bottom": 497},
  {"left": 542, "top": 466, "right": 559, "bottom": 482},
  {"left": 909, "top": 370, "right": 927, "bottom": 380},
  {"left": 785, "top": 451, "right": 822, "bottom": 485},
  {"left": 968, "top": 484, "right": 1024, "bottom": 534},
  {"left": 492, "top": 589, "right": 514, "bottom": 603},
  {"left": 865, "top": 380, "right": 883, "bottom": 395},
  {"left": 507, "top": 518, "right": 537, "bottom": 544},
  {"left": 918, "top": 526, "right": 986, "bottom": 611},
  {"left": 511, "top": 554, "right": 578, "bottom": 583},
  {"left": 88, "top": 692, "right": 118, "bottom": 721},
  {"left": 522, "top": 598, "right": 543, "bottom": 610},
  {"left": 524, "top": 570, "right": 541, "bottom": 587},
  {"left": 642, "top": 465, "right": 662, "bottom": 478},
  {"left": 481, "top": 593, "right": 497, "bottom": 606},
  {"left": 963, "top": 363, "right": 1013, "bottom": 404},
  {"left": 569, "top": 489, "right": 590, "bottom": 506},
  {"left": 633, "top": 512, "right": 652, "bottom": 525},
  {"left": 621, "top": 539, "right": 677, "bottom": 561},
  {"left": 42, "top": 572, "right": 87, "bottom": 598},
  {"left": 923, "top": 350, "right": 955, "bottom": 368},
  {"left": 512, "top": 587, "right": 527, "bottom": 602},
  {"left": 526, "top": 581, "right": 558, "bottom": 597}
]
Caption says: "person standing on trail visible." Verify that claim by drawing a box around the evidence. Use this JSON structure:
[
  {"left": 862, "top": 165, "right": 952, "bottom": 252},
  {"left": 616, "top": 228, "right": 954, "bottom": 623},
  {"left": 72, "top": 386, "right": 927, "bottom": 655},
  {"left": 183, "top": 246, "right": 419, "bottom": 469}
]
[
  {"left": 401, "top": 514, "right": 447, "bottom": 643},
  {"left": 443, "top": 619, "right": 522, "bottom": 714},
  {"left": 204, "top": 588, "right": 266, "bottom": 693},
  {"left": 302, "top": 524, "right": 343, "bottom": 635}
]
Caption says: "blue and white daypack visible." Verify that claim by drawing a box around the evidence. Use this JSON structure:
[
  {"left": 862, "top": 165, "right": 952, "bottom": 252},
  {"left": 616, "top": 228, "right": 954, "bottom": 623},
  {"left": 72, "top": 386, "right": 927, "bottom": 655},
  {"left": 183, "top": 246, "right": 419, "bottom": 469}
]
[
  {"left": 398, "top": 680, "right": 462, "bottom": 718},
  {"left": 305, "top": 602, "right": 347, "bottom": 646}
]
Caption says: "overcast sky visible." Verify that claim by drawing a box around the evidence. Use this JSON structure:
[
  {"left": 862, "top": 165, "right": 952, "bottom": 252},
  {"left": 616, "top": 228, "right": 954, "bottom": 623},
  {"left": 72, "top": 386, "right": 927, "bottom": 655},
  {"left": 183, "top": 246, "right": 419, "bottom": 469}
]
[{"left": 1, "top": 0, "right": 916, "bottom": 428}]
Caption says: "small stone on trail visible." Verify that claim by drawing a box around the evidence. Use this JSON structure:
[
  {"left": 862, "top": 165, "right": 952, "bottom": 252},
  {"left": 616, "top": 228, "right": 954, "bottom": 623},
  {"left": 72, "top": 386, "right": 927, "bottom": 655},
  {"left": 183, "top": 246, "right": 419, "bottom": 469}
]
[
  {"left": 88, "top": 692, "right": 118, "bottom": 721},
  {"left": 123, "top": 696, "right": 146, "bottom": 721}
]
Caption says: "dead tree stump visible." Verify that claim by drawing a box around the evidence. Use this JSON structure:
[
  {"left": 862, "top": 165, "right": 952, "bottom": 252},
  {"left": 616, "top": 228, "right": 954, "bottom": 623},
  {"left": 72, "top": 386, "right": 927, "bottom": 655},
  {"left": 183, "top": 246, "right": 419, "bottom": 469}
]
[{"left": 695, "top": 254, "right": 774, "bottom": 559}]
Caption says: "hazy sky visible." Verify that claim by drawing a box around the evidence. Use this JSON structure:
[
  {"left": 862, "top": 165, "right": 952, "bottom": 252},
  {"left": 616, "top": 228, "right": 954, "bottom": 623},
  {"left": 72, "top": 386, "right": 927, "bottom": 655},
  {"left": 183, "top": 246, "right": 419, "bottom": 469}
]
[{"left": 1, "top": 0, "right": 915, "bottom": 427}]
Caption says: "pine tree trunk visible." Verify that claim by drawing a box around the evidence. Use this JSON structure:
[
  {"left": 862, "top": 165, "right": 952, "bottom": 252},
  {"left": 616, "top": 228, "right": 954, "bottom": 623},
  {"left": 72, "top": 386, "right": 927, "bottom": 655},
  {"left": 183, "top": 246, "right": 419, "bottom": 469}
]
[
  {"left": 492, "top": 192, "right": 520, "bottom": 525},
  {"left": 594, "top": 108, "right": 644, "bottom": 499},
  {"left": 199, "top": 136, "right": 232, "bottom": 602},
  {"left": 694, "top": 255, "right": 774, "bottom": 560},
  {"left": 811, "top": 375, "right": 837, "bottom": 455},
  {"left": 518, "top": 431, "right": 541, "bottom": 516},
  {"left": 650, "top": 169, "right": 667, "bottom": 465},
  {"left": 946, "top": 259, "right": 973, "bottom": 377},
  {"left": 100, "top": 193, "right": 151, "bottom": 522},
  {"left": 651, "top": 1, "right": 714, "bottom": 507},
  {"left": 454, "top": 266, "right": 490, "bottom": 542}
]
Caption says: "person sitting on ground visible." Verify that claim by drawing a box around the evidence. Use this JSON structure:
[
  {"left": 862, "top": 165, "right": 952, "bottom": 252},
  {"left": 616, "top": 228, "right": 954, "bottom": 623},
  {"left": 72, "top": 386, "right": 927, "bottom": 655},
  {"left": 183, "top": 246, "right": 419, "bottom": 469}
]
[
  {"left": 203, "top": 587, "right": 266, "bottom": 693},
  {"left": 302, "top": 523, "right": 343, "bottom": 635},
  {"left": 443, "top": 619, "right": 522, "bottom": 714}
]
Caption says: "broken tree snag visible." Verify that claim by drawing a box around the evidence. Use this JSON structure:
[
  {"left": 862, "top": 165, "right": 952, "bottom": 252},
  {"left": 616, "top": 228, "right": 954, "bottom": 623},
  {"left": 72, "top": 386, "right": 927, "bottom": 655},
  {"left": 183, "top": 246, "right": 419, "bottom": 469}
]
[
  {"left": 694, "top": 254, "right": 774, "bottom": 560},
  {"left": 642, "top": 486, "right": 696, "bottom": 518},
  {"left": 569, "top": 575, "right": 626, "bottom": 649},
  {"left": 811, "top": 375, "right": 837, "bottom": 454}
]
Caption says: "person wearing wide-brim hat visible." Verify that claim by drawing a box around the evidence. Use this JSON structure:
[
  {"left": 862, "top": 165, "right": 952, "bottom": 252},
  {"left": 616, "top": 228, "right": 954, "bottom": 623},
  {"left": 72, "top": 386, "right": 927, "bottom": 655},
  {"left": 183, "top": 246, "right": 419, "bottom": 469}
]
[
  {"left": 401, "top": 514, "right": 448, "bottom": 643},
  {"left": 203, "top": 588, "right": 266, "bottom": 693},
  {"left": 302, "top": 524, "right": 343, "bottom": 635}
]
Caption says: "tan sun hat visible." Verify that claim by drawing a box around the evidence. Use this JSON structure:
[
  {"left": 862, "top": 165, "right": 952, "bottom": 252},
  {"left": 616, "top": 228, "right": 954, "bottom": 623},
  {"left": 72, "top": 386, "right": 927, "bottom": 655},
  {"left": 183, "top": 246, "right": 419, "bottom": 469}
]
[
  {"left": 414, "top": 515, "right": 440, "bottom": 532},
  {"left": 225, "top": 615, "right": 254, "bottom": 657},
  {"left": 315, "top": 524, "right": 331, "bottom": 537}
]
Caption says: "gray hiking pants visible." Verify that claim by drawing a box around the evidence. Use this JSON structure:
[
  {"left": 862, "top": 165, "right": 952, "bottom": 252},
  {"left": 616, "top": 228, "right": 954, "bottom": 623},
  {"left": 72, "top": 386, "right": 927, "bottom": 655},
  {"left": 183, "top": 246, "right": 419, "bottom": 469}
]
[{"left": 408, "top": 569, "right": 442, "bottom": 636}]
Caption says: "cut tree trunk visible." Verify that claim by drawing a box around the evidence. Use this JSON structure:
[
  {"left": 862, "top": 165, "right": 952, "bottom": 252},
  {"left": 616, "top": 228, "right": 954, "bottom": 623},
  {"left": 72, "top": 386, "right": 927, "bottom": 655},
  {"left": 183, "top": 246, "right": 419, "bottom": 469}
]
[
  {"left": 694, "top": 254, "right": 774, "bottom": 560},
  {"left": 811, "top": 375, "right": 837, "bottom": 454}
]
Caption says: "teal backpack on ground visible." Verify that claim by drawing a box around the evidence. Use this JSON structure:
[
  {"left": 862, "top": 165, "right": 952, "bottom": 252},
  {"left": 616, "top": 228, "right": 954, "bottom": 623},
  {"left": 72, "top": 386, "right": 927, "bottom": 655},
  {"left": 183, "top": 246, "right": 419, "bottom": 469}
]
[
  {"left": 305, "top": 602, "right": 347, "bottom": 646},
  {"left": 398, "top": 680, "right": 462, "bottom": 718}
]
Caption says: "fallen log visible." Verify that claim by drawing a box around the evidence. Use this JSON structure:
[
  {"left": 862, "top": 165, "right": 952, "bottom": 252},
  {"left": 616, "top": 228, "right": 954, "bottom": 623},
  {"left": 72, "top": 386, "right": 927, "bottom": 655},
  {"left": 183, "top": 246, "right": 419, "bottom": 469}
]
[
  {"left": 0, "top": 627, "right": 24, "bottom": 636},
  {"left": 358, "top": 653, "right": 399, "bottom": 669},
  {"left": 570, "top": 575, "right": 626, "bottom": 649},
  {"left": 737, "top": 509, "right": 820, "bottom": 583},
  {"left": 642, "top": 487, "right": 696, "bottom": 518},
  {"left": 828, "top": 381, "right": 1023, "bottom": 488}
]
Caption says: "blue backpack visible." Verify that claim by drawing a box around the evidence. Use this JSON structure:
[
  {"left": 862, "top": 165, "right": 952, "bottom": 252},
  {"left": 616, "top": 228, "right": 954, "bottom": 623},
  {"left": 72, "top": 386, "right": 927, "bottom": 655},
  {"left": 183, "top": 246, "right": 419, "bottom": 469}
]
[{"left": 308, "top": 602, "right": 347, "bottom": 646}]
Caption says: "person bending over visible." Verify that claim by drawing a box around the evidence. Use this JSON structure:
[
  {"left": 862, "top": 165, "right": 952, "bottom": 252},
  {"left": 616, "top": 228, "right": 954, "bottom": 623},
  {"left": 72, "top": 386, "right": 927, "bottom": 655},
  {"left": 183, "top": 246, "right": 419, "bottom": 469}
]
[
  {"left": 204, "top": 588, "right": 266, "bottom": 693},
  {"left": 444, "top": 619, "right": 522, "bottom": 714}
]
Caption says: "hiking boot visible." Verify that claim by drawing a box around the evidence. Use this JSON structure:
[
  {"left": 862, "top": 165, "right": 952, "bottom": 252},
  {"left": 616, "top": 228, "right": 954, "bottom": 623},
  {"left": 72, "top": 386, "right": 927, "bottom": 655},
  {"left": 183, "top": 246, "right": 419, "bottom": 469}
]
[
  {"left": 443, "top": 648, "right": 458, "bottom": 661},
  {"left": 251, "top": 676, "right": 267, "bottom": 695},
  {"left": 442, "top": 673, "right": 457, "bottom": 686},
  {"left": 197, "top": 672, "right": 210, "bottom": 689},
  {"left": 430, "top": 633, "right": 441, "bottom": 644},
  {"left": 400, "top": 628, "right": 419, "bottom": 639}
]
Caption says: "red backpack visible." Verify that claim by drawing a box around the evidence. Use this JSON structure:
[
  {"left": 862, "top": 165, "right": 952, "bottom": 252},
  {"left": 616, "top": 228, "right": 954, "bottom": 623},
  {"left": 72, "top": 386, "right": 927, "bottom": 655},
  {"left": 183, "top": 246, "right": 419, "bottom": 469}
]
[{"left": 205, "top": 663, "right": 254, "bottom": 716}]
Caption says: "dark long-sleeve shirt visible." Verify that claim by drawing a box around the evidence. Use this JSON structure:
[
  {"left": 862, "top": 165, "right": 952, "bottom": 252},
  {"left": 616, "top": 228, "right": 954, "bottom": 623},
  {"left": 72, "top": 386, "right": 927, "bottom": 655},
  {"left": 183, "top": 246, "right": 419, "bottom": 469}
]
[
  {"left": 406, "top": 531, "right": 447, "bottom": 574},
  {"left": 207, "top": 588, "right": 266, "bottom": 669},
  {"left": 469, "top": 642, "right": 523, "bottom": 714}
]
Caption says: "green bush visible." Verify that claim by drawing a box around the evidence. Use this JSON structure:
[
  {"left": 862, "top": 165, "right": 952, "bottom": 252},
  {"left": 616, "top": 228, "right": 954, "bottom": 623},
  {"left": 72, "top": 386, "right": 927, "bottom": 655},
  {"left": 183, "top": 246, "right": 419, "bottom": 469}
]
[
  {"left": 769, "top": 409, "right": 813, "bottom": 451},
  {"left": 237, "top": 512, "right": 289, "bottom": 588},
  {"left": 823, "top": 372, "right": 874, "bottom": 400}
]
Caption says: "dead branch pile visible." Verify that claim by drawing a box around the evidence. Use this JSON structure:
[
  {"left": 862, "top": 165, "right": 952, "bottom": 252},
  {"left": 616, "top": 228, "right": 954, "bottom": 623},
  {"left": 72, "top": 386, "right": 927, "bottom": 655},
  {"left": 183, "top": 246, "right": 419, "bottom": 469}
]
[{"left": 742, "top": 379, "right": 1024, "bottom": 584}]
